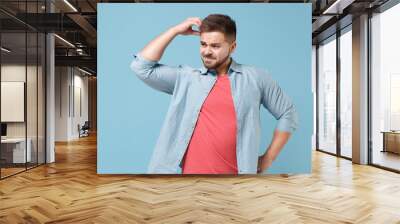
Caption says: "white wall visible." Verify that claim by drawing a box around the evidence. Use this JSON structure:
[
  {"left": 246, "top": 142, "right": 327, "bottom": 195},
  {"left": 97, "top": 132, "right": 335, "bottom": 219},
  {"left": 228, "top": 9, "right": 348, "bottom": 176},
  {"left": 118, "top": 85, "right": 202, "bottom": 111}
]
[
  {"left": 1, "top": 64, "right": 43, "bottom": 137},
  {"left": 55, "top": 66, "right": 69, "bottom": 141},
  {"left": 71, "top": 72, "right": 89, "bottom": 139},
  {"left": 55, "top": 67, "right": 89, "bottom": 141}
]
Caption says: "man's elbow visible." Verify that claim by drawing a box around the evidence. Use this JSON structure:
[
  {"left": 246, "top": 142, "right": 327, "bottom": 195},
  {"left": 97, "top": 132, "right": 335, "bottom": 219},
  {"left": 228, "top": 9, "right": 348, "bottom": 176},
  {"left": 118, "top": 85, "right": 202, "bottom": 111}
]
[
  {"left": 276, "top": 106, "right": 298, "bottom": 133},
  {"left": 130, "top": 58, "right": 153, "bottom": 80},
  {"left": 130, "top": 53, "right": 159, "bottom": 79}
]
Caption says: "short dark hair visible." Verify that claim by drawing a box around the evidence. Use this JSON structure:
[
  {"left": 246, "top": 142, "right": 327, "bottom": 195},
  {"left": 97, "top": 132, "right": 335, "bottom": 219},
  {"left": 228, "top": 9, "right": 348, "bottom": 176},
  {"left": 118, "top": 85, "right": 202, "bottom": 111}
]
[{"left": 199, "top": 14, "right": 236, "bottom": 42}]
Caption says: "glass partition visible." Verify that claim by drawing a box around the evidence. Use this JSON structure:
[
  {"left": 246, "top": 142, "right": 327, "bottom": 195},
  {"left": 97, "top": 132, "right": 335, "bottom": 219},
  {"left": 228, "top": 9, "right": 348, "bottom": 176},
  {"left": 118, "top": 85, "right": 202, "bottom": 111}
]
[
  {"left": 1, "top": 31, "right": 28, "bottom": 177},
  {"left": 0, "top": 0, "right": 46, "bottom": 179}
]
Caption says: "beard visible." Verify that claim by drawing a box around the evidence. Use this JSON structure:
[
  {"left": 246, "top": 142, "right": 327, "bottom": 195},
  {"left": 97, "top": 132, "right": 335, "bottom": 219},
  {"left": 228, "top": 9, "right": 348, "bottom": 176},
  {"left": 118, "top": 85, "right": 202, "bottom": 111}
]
[{"left": 201, "top": 53, "right": 231, "bottom": 70}]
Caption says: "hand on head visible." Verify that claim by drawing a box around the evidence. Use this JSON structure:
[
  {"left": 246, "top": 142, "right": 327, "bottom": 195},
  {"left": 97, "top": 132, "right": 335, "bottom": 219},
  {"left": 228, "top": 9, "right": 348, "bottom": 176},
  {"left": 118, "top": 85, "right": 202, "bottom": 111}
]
[{"left": 173, "top": 17, "right": 202, "bottom": 36}]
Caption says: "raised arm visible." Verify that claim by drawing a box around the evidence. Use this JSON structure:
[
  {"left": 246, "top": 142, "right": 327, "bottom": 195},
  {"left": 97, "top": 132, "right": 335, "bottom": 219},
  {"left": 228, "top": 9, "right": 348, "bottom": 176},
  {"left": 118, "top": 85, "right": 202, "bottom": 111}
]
[
  {"left": 130, "top": 17, "right": 202, "bottom": 94},
  {"left": 140, "top": 17, "right": 202, "bottom": 61}
]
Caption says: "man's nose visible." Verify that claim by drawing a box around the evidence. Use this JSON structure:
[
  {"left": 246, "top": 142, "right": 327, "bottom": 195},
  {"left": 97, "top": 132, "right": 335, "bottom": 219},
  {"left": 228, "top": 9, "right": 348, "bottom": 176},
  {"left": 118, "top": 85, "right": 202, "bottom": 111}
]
[{"left": 204, "top": 47, "right": 212, "bottom": 55}]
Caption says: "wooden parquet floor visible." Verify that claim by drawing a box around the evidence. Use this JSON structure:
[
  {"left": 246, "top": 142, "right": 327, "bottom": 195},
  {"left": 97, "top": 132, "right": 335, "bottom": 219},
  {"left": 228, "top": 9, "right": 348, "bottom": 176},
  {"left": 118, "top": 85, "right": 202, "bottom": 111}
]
[{"left": 1, "top": 133, "right": 399, "bottom": 224}]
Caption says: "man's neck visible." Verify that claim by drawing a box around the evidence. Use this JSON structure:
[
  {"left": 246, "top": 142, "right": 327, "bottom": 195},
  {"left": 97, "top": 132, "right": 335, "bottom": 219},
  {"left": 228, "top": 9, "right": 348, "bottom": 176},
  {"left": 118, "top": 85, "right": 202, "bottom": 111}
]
[{"left": 216, "top": 57, "right": 232, "bottom": 76}]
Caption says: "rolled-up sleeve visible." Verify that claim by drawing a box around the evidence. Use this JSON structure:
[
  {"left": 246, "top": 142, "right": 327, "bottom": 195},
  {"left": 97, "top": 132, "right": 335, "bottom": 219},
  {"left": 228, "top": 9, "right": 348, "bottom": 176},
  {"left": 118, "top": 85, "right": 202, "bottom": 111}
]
[
  {"left": 130, "top": 53, "right": 181, "bottom": 95},
  {"left": 260, "top": 71, "right": 298, "bottom": 133}
]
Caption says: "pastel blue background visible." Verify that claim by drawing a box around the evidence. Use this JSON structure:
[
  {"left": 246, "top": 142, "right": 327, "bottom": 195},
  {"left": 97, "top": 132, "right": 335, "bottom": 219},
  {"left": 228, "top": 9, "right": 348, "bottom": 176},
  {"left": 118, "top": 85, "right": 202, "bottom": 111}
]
[{"left": 98, "top": 3, "right": 312, "bottom": 174}]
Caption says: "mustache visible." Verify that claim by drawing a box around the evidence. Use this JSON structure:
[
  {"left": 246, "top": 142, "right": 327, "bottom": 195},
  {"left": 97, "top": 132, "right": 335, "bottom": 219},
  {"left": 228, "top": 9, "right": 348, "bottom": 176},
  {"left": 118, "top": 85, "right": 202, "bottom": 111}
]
[{"left": 202, "top": 55, "right": 215, "bottom": 59}]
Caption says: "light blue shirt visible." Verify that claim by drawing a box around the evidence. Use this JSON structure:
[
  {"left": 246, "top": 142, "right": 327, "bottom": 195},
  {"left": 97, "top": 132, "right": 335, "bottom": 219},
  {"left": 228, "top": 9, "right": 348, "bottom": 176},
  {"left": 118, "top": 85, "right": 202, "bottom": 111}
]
[{"left": 130, "top": 53, "right": 298, "bottom": 174}]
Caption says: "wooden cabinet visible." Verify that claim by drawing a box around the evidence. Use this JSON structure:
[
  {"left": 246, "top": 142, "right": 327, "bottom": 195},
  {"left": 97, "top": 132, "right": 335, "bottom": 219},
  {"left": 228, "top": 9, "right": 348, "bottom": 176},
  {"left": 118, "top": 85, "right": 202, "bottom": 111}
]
[{"left": 382, "top": 131, "right": 400, "bottom": 154}]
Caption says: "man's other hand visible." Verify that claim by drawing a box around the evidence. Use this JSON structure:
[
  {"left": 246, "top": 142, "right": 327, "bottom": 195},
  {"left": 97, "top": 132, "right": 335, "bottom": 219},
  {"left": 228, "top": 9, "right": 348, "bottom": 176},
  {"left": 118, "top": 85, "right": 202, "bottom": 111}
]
[{"left": 257, "top": 154, "right": 273, "bottom": 174}]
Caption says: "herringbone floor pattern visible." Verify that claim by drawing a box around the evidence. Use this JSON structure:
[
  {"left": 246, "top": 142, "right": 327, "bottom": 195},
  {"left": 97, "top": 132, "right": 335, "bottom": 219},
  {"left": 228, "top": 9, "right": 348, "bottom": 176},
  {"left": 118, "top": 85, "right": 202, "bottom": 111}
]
[{"left": 1, "top": 133, "right": 400, "bottom": 223}]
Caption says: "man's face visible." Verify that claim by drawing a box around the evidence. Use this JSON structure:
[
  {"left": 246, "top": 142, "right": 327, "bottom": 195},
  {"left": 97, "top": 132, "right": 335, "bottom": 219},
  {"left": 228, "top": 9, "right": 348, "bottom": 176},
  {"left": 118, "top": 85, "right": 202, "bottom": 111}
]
[{"left": 200, "top": 31, "right": 236, "bottom": 69}]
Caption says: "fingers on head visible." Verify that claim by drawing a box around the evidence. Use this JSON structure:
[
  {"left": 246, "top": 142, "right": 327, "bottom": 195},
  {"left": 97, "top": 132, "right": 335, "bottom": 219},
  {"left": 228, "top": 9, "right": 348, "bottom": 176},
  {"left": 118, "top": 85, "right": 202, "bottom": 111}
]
[
  {"left": 188, "top": 17, "right": 202, "bottom": 26},
  {"left": 189, "top": 30, "right": 200, "bottom": 35}
]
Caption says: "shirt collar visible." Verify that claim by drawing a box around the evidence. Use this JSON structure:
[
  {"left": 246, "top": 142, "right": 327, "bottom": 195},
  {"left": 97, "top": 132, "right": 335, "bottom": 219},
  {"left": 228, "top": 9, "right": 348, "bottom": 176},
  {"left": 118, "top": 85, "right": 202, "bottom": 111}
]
[{"left": 198, "top": 58, "right": 242, "bottom": 75}]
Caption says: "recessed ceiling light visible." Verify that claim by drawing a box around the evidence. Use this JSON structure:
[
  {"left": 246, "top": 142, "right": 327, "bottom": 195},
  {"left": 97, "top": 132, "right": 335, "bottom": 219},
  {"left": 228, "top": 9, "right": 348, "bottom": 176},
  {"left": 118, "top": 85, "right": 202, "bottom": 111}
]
[{"left": 1, "top": 47, "right": 11, "bottom": 53}]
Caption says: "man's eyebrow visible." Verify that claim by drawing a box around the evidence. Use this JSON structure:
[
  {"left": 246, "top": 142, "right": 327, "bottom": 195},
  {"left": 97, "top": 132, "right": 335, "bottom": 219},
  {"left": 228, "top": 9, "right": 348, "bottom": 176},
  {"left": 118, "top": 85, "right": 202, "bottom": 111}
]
[{"left": 200, "top": 41, "right": 222, "bottom": 45}]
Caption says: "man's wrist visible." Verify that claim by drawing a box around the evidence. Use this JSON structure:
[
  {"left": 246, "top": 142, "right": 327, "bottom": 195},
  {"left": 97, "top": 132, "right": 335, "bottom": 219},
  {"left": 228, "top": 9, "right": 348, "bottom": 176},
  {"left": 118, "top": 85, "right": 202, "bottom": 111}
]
[
  {"left": 263, "top": 151, "right": 274, "bottom": 163},
  {"left": 168, "top": 26, "right": 180, "bottom": 36}
]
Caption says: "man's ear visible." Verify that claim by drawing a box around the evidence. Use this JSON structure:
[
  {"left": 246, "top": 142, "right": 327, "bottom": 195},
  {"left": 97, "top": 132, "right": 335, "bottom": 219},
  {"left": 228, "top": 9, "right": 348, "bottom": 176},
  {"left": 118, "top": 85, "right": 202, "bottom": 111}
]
[{"left": 230, "top": 40, "right": 237, "bottom": 54}]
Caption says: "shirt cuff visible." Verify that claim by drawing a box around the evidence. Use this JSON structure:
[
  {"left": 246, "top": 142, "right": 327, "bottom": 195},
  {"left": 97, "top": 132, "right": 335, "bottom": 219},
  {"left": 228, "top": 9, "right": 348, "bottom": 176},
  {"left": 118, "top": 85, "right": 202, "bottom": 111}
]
[{"left": 275, "top": 112, "right": 298, "bottom": 133}]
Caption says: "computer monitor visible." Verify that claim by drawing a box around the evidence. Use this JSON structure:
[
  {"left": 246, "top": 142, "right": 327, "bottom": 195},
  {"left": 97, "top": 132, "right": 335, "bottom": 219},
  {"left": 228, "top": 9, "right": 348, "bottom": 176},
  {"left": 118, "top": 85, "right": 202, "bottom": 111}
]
[{"left": 1, "top": 123, "right": 7, "bottom": 137}]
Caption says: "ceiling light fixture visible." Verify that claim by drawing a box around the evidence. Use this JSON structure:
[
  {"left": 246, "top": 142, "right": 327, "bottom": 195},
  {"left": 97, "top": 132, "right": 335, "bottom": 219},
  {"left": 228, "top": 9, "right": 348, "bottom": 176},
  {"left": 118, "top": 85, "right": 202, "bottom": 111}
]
[
  {"left": 54, "top": 34, "right": 75, "bottom": 48},
  {"left": 1, "top": 47, "right": 11, "bottom": 53},
  {"left": 323, "top": 0, "right": 341, "bottom": 14},
  {"left": 78, "top": 67, "right": 93, "bottom": 76},
  {"left": 63, "top": 0, "right": 78, "bottom": 12},
  {"left": 322, "top": 0, "right": 354, "bottom": 15}
]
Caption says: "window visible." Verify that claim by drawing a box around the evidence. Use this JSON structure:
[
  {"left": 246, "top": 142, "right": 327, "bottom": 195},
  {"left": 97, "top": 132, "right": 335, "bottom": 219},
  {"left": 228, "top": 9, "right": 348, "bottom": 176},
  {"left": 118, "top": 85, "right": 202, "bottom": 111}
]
[
  {"left": 371, "top": 2, "right": 400, "bottom": 171},
  {"left": 339, "top": 27, "right": 352, "bottom": 158},
  {"left": 317, "top": 35, "right": 337, "bottom": 154}
]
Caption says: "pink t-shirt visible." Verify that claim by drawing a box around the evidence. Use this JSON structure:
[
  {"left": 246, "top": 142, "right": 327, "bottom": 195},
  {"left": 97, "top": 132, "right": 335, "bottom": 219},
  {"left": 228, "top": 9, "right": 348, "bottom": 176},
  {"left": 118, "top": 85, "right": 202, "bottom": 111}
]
[{"left": 182, "top": 74, "right": 238, "bottom": 174}]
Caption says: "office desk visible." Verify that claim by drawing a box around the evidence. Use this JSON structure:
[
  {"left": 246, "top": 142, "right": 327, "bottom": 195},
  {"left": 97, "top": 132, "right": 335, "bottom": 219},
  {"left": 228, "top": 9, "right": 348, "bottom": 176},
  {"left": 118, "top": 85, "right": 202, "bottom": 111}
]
[
  {"left": 381, "top": 131, "right": 400, "bottom": 154},
  {"left": 1, "top": 138, "right": 32, "bottom": 163}
]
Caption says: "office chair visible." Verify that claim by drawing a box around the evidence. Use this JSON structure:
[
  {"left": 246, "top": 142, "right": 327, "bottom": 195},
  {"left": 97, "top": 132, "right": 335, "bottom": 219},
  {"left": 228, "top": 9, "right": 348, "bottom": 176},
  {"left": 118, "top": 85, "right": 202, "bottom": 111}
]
[{"left": 78, "top": 121, "right": 90, "bottom": 138}]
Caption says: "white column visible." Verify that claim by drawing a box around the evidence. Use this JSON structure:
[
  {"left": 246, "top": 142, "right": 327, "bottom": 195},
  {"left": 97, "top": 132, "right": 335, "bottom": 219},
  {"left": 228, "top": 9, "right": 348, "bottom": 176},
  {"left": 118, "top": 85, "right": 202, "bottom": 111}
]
[
  {"left": 352, "top": 14, "right": 369, "bottom": 164},
  {"left": 46, "top": 1, "right": 55, "bottom": 163}
]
